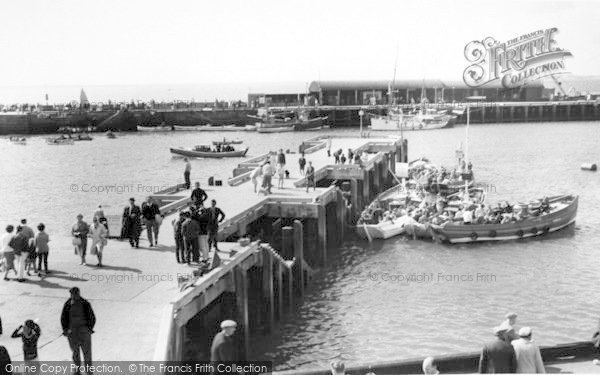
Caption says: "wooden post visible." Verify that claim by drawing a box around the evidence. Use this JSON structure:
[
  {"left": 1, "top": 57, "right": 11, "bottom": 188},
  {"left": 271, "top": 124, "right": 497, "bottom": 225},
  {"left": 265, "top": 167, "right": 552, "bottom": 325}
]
[
  {"left": 362, "top": 169, "right": 370, "bottom": 205},
  {"left": 293, "top": 220, "right": 304, "bottom": 296},
  {"left": 524, "top": 105, "right": 528, "bottom": 122},
  {"left": 234, "top": 266, "right": 249, "bottom": 360},
  {"left": 481, "top": 105, "right": 486, "bottom": 123},
  {"left": 261, "top": 247, "right": 274, "bottom": 333},
  {"left": 510, "top": 106, "right": 515, "bottom": 122},
  {"left": 286, "top": 267, "right": 293, "bottom": 311},
  {"left": 552, "top": 105, "right": 557, "bottom": 121},
  {"left": 373, "top": 161, "right": 380, "bottom": 195},
  {"left": 566, "top": 105, "right": 571, "bottom": 121},
  {"left": 335, "top": 190, "right": 345, "bottom": 244},
  {"left": 495, "top": 105, "right": 500, "bottom": 123},
  {"left": 281, "top": 226, "right": 293, "bottom": 259},
  {"left": 539, "top": 105, "right": 543, "bottom": 121},
  {"left": 350, "top": 179, "right": 358, "bottom": 218},
  {"left": 317, "top": 205, "right": 327, "bottom": 266},
  {"left": 275, "top": 261, "right": 283, "bottom": 319}
]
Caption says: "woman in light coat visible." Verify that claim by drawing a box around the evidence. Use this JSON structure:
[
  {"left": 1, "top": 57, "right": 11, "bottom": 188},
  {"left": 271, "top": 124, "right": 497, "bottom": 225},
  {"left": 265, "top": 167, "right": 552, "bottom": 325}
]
[{"left": 89, "top": 216, "right": 108, "bottom": 267}]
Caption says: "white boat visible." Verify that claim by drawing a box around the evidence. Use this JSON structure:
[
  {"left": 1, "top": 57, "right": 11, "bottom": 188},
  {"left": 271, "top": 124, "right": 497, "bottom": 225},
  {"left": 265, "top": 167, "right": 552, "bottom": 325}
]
[
  {"left": 370, "top": 108, "right": 452, "bottom": 131},
  {"left": 137, "top": 125, "right": 173, "bottom": 132},
  {"left": 256, "top": 124, "right": 295, "bottom": 133},
  {"left": 174, "top": 124, "right": 243, "bottom": 132},
  {"left": 46, "top": 137, "right": 74, "bottom": 145},
  {"left": 9, "top": 137, "right": 27, "bottom": 145},
  {"left": 244, "top": 124, "right": 257, "bottom": 131}
]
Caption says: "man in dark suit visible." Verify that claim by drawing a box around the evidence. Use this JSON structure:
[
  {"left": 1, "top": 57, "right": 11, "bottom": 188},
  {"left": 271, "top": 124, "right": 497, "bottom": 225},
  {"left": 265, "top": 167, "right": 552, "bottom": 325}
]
[
  {"left": 479, "top": 326, "right": 517, "bottom": 373},
  {"left": 121, "top": 198, "right": 142, "bottom": 248},
  {"left": 61, "top": 287, "right": 96, "bottom": 375}
]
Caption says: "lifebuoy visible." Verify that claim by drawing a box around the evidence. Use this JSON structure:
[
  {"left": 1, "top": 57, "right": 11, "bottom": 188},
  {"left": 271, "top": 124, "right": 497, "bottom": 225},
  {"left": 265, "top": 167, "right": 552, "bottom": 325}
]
[
  {"left": 489, "top": 230, "right": 497, "bottom": 238},
  {"left": 470, "top": 232, "right": 478, "bottom": 241},
  {"left": 543, "top": 226, "right": 550, "bottom": 234},
  {"left": 530, "top": 227, "right": 538, "bottom": 234},
  {"left": 516, "top": 229, "right": 524, "bottom": 238}
]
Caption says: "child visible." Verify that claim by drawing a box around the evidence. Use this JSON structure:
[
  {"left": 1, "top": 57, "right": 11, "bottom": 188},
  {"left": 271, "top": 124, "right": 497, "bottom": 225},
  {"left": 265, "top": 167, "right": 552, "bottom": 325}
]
[
  {"left": 11, "top": 319, "right": 41, "bottom": 361},
  {"left": 35, "top": 223, "right": 50, "bottom": 276},
  {"left": 24, "top": 238, "right": 37, "bottom": 276}
]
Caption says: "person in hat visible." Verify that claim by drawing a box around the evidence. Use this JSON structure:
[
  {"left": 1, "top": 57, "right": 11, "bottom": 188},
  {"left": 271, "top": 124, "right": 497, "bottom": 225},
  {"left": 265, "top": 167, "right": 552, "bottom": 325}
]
[
  {"left": 511, "top": 327, "right": 545, "bottom": 373},
  {"left": 478, "top": 326, "right": 517, "bottom": 373},
  {"left": 210, "top": 320, "right": 241, "bottom": 372},
  {"left": 330, "top": 361, "right": 345, "bottom": 375},
  {"left": 61, "top": 287, "right": 95, "bottom": 374},
  {"left": 500, "top": 313, "right": 519, "bottom": 342},
  {"left": 121, "top": 198, "right": 142, "bottom": 248},
  {"left": 11, "top": 319, "right": 41, "bottom": 361}
]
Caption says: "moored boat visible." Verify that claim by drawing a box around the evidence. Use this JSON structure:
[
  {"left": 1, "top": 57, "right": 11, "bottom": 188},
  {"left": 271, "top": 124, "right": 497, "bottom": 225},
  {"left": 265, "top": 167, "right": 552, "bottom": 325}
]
[
  {"left": 431, "top": 195, "right": 578, "bottom": 243},
  {"left": 170, "top": 145, "right": 249, "bottom": 158},
  {"left": 137, "top": 125, "right": 173, "bottom": 132},
  {"left": 106, "top": 131, "right": 116, "bottom": 138},
  {"left": 46, "top": 137, "right": 74, "bottom": 145},
  {"left": 212, "top": 138, "right": 243, "bottom": 145},
  {"left": 73, "top": 134, "right": 93, "bottom": 141},
  {"left": 256, "top": 124, "right": 295, "bottom": 133},
  {"left": 174, "top": 124, "right": 242, "bottom": 132},
  {"left": 9, "top": 136, "right": 27, "bottom": 145}
]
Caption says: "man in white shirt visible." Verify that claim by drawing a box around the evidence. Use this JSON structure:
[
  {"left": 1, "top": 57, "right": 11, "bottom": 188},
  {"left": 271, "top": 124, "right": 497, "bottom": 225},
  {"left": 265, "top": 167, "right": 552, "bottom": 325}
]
[{"left": 511, "top": 327, "right": 545, "bottom": 373}]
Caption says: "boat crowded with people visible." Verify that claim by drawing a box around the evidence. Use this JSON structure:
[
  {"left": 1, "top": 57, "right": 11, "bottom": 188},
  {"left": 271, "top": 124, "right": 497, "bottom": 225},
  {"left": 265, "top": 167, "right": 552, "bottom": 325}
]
[
  {"left": 430, "top": 195, "right": 578, "bottom": 243},
  {"left": 170, "top": 142, "right": 249, "bottom": 158}
]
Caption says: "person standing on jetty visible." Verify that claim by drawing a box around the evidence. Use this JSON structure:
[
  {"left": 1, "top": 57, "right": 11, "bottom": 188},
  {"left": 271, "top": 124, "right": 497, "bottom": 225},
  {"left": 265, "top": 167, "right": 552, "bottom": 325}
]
[
  {"left": 299, "top": 152, "right": 306, "bottom": 176},
  {"left": 72, "top": 214, "right": 89, "bottom": 266},
  {"left": 478, "top": 326, "right": 517, "bottom": 373},
  {"left": 191, "top": 182, "right": 208, "bottom": 207},
  {"left": 61, "top": 287, "right": 95, "bottom": 375},
  {"left": 35, "top": 223, "right": 50, "bottom": 276},
  {"left": 251, "top": 165, "right": 262, "bottom": 193},
  {"left": 182, "top": 211, "right": 200, "bottom": 264},
  {"left": 305, "top": 161, "right": 316, "bottom": 192},
  {"left": 207, "top": 200, "right": 225, "bottom": 252},
  {"left": 11, "top": 226, "right": 29, "bottom": 282},
  {"left": 196, "top": 207, "right": 210, "bottom": 262},
  {"left": 172, "top": 211, "right": 186, "bottom": 263},
  {"left": 122, "top": 198, "right": 142, "bottom": 248},
  {"left": 511, "top": 327, "right": 545, "bottom": 373},
  {"left": 277, "top": 148, "right": 286, "bottom": 169},
  {"left": 11, "top": 319, "right": 41, "bottom": 361},
  {"left": 2, "top": 225, "right": 17, "bottom": 281},
  {"left": 262, "top": 161, "right": 274, "bottom": 195},
  {"left": 184, "top": 158, "right": 192, "bottom": 189},
  {"left": 89, "top": 217, "right": 107, "bottom": 267},
  {"left": 210, "top": 320, "right": 242, "bottom": 373},
  {"left": 141, "top": 196, "right": 161, "bottom": 247}
]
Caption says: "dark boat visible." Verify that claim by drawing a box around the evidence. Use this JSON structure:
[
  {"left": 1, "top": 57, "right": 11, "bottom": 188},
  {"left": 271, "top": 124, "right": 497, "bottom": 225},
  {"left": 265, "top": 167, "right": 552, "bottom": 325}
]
[{"left": 431, "top": 195, "right": 578, "bottom": 243}]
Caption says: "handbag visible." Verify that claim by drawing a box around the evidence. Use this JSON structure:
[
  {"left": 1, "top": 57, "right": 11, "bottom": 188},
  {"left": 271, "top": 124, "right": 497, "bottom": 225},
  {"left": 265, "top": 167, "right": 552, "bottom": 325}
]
[
  {"left": 72, "top": 237, "right": 81, "bottom": 246},
  {"left": 155, "top": 214, "right": 163, "bottom": 225}
]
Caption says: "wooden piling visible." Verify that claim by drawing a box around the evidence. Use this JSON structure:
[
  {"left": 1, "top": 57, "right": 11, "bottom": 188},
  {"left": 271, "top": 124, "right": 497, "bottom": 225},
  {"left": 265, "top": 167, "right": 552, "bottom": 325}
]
[
  {"left": 335, "top": 190, "right": 345, "bottom": 244},
  {"left": 373, "top": 160, "right": 380, "bottom": 195},
  {"left": 261, "top": 247, "right": 274, "bottom": 333},
  {"left": 293, "top": 220, "right": 304, "bottom": 296},
  {"left": 362, "top": 170, "right": 370, "bottom": 204},
  {"left": 317, "top": 205, "right": 327, "bottom": 265},
  {"left": 234, "top": 266, "right": 249, "bottom": 360},
  {"left": 350, "top": 179, "right": 359, "bottom": 219},
  {"left": 282, "top": 226, "right": 294, "bottom": 259},
  {"left": 275, "top": 261, "right": 284, "bottom": 319}
]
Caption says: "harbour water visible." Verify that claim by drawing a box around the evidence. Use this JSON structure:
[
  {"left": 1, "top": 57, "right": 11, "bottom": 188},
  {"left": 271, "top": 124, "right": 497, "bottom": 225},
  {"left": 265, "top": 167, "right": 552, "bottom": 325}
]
[{"left": 2, "top": 122, "right": 599, "bottom": 370}]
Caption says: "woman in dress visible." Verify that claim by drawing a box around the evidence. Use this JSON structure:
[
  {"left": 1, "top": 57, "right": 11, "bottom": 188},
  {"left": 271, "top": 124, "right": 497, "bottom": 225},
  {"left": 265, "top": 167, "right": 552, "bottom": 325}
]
[
  {"left": 276, "top": 163, "right": 285, "bottom": 189},
  {"left": 35, "top": 223, "right": 50, "bottom": 276},
  {"left": 1, "top": 225, "right": 16, "bottom": 281},
  {"left": 89, "top": 216, "right": 108, "bottom": 267}
]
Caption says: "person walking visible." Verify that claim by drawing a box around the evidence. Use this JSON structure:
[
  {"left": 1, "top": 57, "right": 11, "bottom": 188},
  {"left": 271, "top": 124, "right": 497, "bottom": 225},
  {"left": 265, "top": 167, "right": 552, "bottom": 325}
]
[
  {"left": 172, "top": 211, "right": 186, "bottom": 263},
  {"left": 93, "top": 204, "right": 108, "bottom": 233},
  {"left": 262, "top": 161, "right": 273, "bottom": 195},
  {"left": 71, "top": 214, "right": 89, "bottom": 265},
  {"left": 182, "top": 211, "right": 200, "bottom": 264},
  {"left": 478, "top": 326, "right": 517, "bottom": 373},
  {"left": 511, "top": 327, "right": 545, "bottom": 373},
  {"left": 35, "top": 223, "right": 50, "bottom": 276},
  {"left": 191, "top": 182, "right": 208, "bottom": 207},
  {"left": 61, "top": 287, "right": 95, "bottom": 375},
  {"left": 10, "top": 226, "right": 29, "bottom": 282},
  {"left": 141, "top": 196, "right": 161, "bottom": 247},
  {"left": 11, "top": 319, "right": 41, "bottom": 361},
  {"left": 1, "top": 225, "right": 16, "bottom": 281},
  {"left": 210, "top": 320, "right": 241, "bottom": 371},
  {"left": 207, "top": 200, "right": 225, "bottom": 252},
  {"left": 250, "top": 165, "right": 262, "bottom": 193},
  {"left": 19, "top": 219, "right": 35, "bottom": 243},
  {"left": 305, "top": 161, "right": 316, "bottom": 192},
  {"left": 89, "top": 217, "right": 107, "bottom": 267},
  {"left": 122, "top": 198, "right": 142, "bottom": 248},
  {"left": 184, "top": 158, "right": 192, "bottom": 189},
  {"left": 299, "top": 152, "right": 306, "bottom": 176}
]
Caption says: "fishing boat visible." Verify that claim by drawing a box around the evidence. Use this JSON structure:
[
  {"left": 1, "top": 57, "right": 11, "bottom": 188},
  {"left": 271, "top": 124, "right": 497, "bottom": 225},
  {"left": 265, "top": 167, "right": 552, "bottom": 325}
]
[
  {"left": 170, "top": 145, "right": 249, "bottom": 158},
  {"left": 46, "top": 137, "right": 74, "bottom": 145},
  {"left": 137, "top": 125, "right": 173, "bottom": 132},
  {"left": 9, "top": 136, "right": 27, "bottom": 145},
  {"left": 430, "top": 195, "right": 578, "bottom": 243},
  {"left": 252, "top": 108, "right": 328, "bottom": 132},
  {"left": 370, "top": 108, "right": 453, "bottom": 131}
]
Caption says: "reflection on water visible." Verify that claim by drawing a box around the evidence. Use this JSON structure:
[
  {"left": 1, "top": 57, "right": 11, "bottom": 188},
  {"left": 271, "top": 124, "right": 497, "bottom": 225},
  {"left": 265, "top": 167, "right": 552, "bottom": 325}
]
[{"left": 2, "top": 123, "right": 600, "bottom": 370}]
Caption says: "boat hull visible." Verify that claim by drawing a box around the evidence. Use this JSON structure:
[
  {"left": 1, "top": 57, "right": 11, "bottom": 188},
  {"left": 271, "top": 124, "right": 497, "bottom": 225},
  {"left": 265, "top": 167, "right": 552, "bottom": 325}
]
[
  {"left": 293, "top": 116, "right": 328, "bottom": 131},
  {"left": 356, "top": 221, "right": 406, "bottom": 240},
  {"left": 431, "top": 195, "right": 578, "bottom": 243},
  {"left": 137, "top": 125, "right": 172, "bottom": 132},
  {"left": 46, "top": 138, "right": 74, "bottom": 145},
  {"left": 170, "top": 147, "right": 249, "bottom": 158},
  {"left": 256, "top": 125, "right": 295, "bottom": 133}
]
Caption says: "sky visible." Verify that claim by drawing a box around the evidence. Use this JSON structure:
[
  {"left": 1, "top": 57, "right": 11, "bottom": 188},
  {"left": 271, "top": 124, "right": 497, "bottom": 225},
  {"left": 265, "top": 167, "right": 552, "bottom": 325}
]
[{"left": 0, "top": 0, "right": 599, "bottom": 102}]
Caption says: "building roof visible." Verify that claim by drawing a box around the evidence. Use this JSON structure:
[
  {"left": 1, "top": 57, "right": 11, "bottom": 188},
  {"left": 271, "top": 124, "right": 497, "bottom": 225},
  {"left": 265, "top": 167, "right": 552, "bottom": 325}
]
[
  {"left": 442, "top": 80, "right": 545, "bottom": 89},
  {"left": 309, "top": 79, "right": 445, "bottom": 92}
]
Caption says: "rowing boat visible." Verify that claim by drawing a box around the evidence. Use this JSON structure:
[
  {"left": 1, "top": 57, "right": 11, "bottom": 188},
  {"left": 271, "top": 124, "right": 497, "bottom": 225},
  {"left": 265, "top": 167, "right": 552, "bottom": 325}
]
[{"left": 430, "top": 195, "right": 578, "bottom": 243}]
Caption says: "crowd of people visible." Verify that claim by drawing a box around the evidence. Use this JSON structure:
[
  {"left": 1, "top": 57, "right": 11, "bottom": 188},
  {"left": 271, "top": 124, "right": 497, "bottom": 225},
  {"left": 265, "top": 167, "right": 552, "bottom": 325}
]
[
  {"left": 248, "top": 149, "right": 317, "bottom": 194},
  {"left": 1, "top": 219, "right": 50, "bottom": 281}
]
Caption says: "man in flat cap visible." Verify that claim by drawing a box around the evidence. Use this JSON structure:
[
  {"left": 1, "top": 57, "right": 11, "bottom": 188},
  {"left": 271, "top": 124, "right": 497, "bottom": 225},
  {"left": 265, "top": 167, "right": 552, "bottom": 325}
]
[
  {"left": 210, "top": 320, "right": 241, "bottom": 374},
  {"left": 511, "top": 327, "right": 545, "bottom": 373},
  {"left": 500, "top": 313, "right": 519, "bottom": 342},
  {"left": 478, "top": 326, "right": 517, "bottom": 373}
]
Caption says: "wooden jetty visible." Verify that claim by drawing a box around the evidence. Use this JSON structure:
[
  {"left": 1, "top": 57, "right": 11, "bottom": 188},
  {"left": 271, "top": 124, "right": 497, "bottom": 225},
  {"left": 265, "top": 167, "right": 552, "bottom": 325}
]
[{"left": 150, "top": 135, "right": 407, "bottom": 362}]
